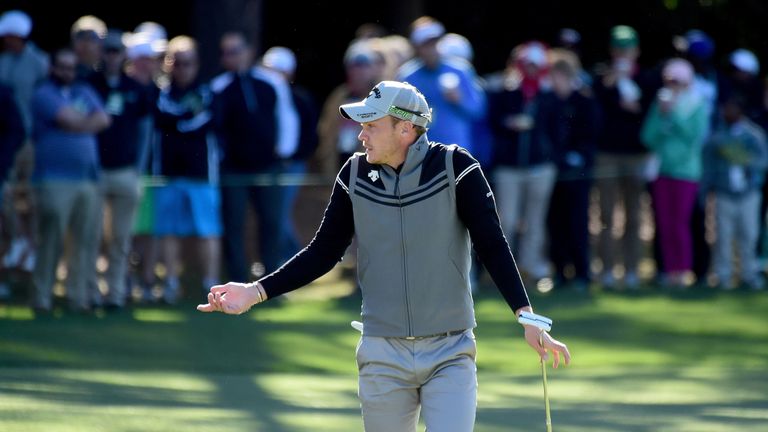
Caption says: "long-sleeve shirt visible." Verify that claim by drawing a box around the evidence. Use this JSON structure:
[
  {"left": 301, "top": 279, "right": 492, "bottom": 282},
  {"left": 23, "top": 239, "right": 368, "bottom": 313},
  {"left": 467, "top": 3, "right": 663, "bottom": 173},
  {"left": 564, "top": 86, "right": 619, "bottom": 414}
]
[{"left": 259, "top": 144, "right": 531, "bottom": 314}]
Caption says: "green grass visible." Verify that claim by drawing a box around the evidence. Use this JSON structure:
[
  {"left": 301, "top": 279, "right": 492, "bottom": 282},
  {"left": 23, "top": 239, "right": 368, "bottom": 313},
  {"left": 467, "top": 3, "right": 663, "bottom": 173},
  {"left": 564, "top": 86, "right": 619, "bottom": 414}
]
[{"left": 1, "top": 280, "right": 767, "bottom": 431}]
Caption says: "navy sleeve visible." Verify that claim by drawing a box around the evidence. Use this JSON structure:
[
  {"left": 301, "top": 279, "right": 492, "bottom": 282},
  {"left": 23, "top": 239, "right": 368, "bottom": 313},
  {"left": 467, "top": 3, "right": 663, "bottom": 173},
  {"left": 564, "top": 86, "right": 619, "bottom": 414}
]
[
  {"left": 258, "top": 159, "right": 356, "bottom": 298},
  {"left": 453, "top": 148, "right": 531, "bottom": 311},
  {"left": 0, "top": 86, "right": 25, "bottom": 179}
]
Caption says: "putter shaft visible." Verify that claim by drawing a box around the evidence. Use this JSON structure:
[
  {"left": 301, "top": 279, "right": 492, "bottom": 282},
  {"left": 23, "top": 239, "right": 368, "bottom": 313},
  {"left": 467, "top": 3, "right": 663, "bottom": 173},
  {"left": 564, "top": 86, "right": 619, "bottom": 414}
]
[{"left": 540, "top": 333, "right": 552, "bottom": 432}]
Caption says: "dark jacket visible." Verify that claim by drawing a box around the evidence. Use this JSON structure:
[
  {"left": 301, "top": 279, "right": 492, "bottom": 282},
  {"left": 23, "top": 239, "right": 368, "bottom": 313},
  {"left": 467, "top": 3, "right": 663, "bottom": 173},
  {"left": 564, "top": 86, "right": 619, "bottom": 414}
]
[
  {"left": 88, "top": 72, "right": 153, "bottom": 170},
  {"left": 154, "top": 81, "right": 215, "bottom": 180},
  {"left": 0, "top": 84, "right": 24, "bottom": 181},
  {"left": 212, "top": 71, "right": 279, "bottom": 173},
  {"left": 290, "top": 85, "right": 319, "bottom": 161},
  {"left": 550, "top": 89, "right": 602, "bottom": 179},
  {"left": 487, "top": 86, "right": 559, "bottom": 168},
  {"left": 593, "top": 68, "right": 653, "bottom": 154}
]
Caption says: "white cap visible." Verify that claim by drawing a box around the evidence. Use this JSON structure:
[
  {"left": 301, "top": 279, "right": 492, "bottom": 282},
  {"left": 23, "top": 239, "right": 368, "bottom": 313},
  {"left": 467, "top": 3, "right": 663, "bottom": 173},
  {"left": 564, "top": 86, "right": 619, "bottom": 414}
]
[
  {"left": 410, "top": 21, "right": 445, "bottom": 46},
  {"left": 340, "top": 81, "right": 432, "bottom": 127},
  {"left": 344, "top": 40, "right": 378, "bottom": 66},
  {"left": 124, "top": 31, "right": 166, "bottom": 60},
  {"left": 262, "top": 46, "right": 296, "bottom": 74},
  {"left": 131, "top": 22, "right": 168, "bottom": 55},
  {"left": 438, "top": 33, "right": 473, "bottom": 62},
  {"left": 134, "top": 21, "right": 167, "bottom": 43},
  {"left": 517, "top": 41, "right": 548, "bottom": 67},
  {"left": 730, "top": 49, "right": 759, "bottom": 75},
  {"left": 0, "top": 10, "right": 32, "bottom": 38}
]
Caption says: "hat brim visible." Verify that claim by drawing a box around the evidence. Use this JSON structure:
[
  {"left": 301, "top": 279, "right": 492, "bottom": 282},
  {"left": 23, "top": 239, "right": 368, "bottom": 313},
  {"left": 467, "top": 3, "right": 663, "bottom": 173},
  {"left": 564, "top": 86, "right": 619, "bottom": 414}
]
[{"left": 339, "top": 102, "right": 389, "bottom": 123}]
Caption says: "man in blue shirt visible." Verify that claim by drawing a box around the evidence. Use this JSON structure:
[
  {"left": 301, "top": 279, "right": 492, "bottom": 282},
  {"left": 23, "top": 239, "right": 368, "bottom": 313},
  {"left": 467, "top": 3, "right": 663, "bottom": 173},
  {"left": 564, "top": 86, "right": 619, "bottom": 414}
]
[
  {"left": 397, "top": 16, "right": 486, "bottom": 153},
  {"left": 31, "top": 48, "right": 110, "bottom": 313}
]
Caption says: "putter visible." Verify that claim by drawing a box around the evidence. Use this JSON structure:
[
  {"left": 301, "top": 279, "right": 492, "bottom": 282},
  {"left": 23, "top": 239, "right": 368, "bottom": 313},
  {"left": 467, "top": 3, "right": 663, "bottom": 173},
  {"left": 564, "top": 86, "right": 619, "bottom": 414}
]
[{"left": 518, "top": 311, "right": 553, "bottom": 432}]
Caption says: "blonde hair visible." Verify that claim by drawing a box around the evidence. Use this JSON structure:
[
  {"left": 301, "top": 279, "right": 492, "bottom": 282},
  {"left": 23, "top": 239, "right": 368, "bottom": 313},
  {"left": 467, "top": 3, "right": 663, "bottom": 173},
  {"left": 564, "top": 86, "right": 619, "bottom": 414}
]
[
  {"left": 410, "top": 16, "right": 440, "bottom": 33},
  {"left": 548, "top": 48, "right": 582, "bottom": 74},
  {"left": 70, "top": 15, "right": 107, "bottom": 39},
  {"left": 164, "top": 35, "right": 197, "bottom": 69}
]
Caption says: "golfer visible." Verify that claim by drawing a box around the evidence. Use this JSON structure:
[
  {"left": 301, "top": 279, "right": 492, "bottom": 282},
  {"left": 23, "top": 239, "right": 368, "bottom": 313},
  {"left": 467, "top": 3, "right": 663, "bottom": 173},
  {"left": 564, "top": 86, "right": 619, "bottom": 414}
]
[{"left": 198, "top": 80, "right": 571, "bottom": 431}]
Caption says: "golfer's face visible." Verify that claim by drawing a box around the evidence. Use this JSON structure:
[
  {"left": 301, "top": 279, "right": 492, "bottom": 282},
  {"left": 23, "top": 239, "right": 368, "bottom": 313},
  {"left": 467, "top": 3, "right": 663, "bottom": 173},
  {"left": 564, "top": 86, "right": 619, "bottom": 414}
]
[{"left": 358, "top": 116, "right": 400, "bottom": 166}]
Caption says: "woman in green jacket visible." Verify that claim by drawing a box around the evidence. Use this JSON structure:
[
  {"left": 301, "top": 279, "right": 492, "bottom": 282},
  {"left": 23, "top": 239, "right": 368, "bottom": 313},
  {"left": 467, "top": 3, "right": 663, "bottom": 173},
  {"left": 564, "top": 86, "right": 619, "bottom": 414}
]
[{"left": 641, "top": 58, "right": 710, "bottom": 287}]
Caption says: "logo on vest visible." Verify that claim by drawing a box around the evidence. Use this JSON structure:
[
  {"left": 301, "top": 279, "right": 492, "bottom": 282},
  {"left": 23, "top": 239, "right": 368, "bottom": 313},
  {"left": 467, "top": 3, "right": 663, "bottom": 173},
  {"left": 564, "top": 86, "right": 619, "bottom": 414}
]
[{"left": 367, "top": 169, "right": 380, "bottom": 183}]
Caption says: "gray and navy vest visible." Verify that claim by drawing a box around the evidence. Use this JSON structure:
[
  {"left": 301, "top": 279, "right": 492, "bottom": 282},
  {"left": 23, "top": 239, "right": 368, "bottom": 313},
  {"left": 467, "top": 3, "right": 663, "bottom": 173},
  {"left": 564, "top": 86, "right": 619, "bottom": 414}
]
[{"left": 348, "top": 134, "right": 475, "bottom": 337}]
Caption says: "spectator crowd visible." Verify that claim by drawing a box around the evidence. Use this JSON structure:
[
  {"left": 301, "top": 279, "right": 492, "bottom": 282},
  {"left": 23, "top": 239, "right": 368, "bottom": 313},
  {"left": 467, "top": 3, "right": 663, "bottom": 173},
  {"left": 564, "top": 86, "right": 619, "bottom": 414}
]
[{"left": 1, "top": 10, "right": 767, "bottom": 314}]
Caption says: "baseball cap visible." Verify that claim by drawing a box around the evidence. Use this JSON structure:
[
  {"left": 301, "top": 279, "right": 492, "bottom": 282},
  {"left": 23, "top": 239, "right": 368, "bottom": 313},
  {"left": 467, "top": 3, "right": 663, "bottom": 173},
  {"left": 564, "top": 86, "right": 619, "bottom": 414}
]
[
  {"left": 559, "top": 28, "right": 581, "bottom": 47},
  {"left": 438, "top": 33, "right": 473, "bottom": 62},
  {"left": 684, "top": 30, "right": 714, "bottom": 60},
  {"left": 133, "top": 21, "right": 167, "bottom": 53},
  {"left": 344, "top": 41, "right": 377, "bottom": 66},
  {"left": 0, "top": 10, "right": 32, "bottom": 38},
  {"left": 610, "top": 25, "right": 639, "bottom": 48},
  {"left": 730, "top": 49, "right": 759, "bottom": 75},
  {"left": 514, "top": 41, "right": 548, "bottom": 68},
  {"left": 410, "top": 20, "right": 445, "bottom": 46},
  {"left": 262, "top": 46, "right": 296, "bottom": 74},
  {"left": 339, "top": 81, "right": 432, "bottom": 127}
]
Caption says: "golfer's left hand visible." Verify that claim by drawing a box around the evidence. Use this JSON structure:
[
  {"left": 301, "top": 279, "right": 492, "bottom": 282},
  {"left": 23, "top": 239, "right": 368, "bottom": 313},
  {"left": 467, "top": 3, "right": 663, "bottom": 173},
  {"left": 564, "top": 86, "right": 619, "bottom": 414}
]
[{"left": 524, "top": 325, "right": 571, "bottom": 368}]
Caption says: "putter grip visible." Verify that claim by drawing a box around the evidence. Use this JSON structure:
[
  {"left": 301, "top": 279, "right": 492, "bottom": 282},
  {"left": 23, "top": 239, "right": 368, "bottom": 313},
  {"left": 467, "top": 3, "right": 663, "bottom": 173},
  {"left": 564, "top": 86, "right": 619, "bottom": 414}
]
[{"left": 517, "top": 311, "right": 553, "bottom": 331}]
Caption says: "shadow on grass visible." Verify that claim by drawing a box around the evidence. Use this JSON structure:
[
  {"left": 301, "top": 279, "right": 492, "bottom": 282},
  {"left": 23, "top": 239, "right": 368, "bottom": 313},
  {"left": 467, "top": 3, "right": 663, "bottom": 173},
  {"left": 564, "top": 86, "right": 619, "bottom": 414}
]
[{"left": 0, "top": 298, "right": 363, "bottom": 431}]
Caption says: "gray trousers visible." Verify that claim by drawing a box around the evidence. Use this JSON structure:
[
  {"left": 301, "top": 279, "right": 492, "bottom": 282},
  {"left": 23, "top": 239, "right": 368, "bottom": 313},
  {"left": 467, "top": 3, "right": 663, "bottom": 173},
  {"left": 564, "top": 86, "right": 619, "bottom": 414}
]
[
  {"left": 712, "top": 191, "right": 761, "bottom": 284},
  {"left": 33, "top": 181, "right": 100, "bottom": 310},
  {"left": 97, "top": 168, "right": 141, "bottom": 306},
  {"left": 595, "top": 153, "right": 650, "bottom": 277},
  {"left": 356, "top": 330, "right": 477, "bottom": 432},
  {"left": 493, "top": 164, "right": 556, "bottom": 278}
]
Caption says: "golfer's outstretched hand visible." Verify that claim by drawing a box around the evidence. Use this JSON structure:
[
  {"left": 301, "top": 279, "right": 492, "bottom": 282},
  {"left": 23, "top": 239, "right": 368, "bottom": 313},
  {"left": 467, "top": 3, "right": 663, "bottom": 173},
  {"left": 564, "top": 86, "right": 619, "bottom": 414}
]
[
  {"left": 524, "top": 324, "right": 571, "bottom": 368},
  {"left": 196, "top": 282, "right": 266, "bottom": 315}
]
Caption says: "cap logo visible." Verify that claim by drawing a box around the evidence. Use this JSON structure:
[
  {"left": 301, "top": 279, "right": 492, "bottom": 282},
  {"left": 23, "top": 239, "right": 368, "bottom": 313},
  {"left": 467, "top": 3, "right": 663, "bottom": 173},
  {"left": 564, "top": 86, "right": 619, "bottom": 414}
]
[
  {"left": 369, "top": 87, "right": 382, "bottom": 99},
  {"left": 388, "top": 106, "right": 415, "bottom": 120}
]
